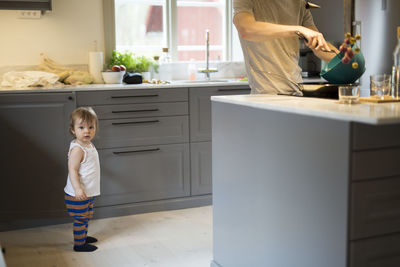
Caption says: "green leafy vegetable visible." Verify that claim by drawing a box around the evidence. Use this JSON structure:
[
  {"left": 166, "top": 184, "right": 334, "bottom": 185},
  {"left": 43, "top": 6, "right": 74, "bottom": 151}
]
[{"left": 109, "top": 50, "right": 156, "bottom": 73}]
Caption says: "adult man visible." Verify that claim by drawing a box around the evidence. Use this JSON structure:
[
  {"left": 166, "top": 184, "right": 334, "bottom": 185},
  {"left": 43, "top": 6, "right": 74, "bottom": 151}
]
[{"left": 234, "top": 0, "right": 339, "bottom": 95}]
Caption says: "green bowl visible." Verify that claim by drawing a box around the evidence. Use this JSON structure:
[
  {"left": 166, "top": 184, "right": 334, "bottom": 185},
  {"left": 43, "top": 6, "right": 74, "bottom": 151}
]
[{"left": 320, "top": 49, "right": 366, "bottom": 84}]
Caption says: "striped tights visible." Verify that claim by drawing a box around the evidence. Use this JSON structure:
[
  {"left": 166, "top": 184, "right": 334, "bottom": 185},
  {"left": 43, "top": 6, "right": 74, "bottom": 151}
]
[{"left": 64, "top": 193, "right": 95, "bottom": 246}]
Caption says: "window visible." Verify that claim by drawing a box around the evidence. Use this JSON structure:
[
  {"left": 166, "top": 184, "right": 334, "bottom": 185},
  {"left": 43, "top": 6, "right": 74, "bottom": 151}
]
[
  {"left": 114, "top": 0, "right": 166, "bottom": 59},
  {"left": 175, "top": 0, "right": 224, "bottom": 61},
  {"left": 105, "top": 0, "right": 242, "bottom": 62}
]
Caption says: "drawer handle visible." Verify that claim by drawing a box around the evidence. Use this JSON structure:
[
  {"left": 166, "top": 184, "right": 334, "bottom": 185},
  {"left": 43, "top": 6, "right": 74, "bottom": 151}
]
[
  {"left": 111, "top": 94, "right": 159, "bottom": 98},
  {"left": 113, "top": 148, "right": 160, "bottom": 154},
  {"left": 112, "top": 108, "right": 159, "bottom": 113},
  {"left": 217, "top": 89, "right": 251, "bottom": 92},
  {"left": 112, "top": 120, "right": 160, "bottom": 125}
]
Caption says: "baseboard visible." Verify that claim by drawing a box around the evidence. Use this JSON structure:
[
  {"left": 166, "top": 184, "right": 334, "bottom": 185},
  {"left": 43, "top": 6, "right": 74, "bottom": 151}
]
[
  {"left": 0, "top": 195, "right": 212, "bottom": 232},
  {"left": 0, "top": 216, "right": 71, "bottom": 232},
  {"left": 94, "top": 195, "right": 212, "bottom": 220}
]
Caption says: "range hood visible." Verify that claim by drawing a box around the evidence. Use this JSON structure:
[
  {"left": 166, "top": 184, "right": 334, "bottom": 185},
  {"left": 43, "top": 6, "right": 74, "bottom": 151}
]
[{"left": 0, "top": 0, "right": 52, "bottom": 11}]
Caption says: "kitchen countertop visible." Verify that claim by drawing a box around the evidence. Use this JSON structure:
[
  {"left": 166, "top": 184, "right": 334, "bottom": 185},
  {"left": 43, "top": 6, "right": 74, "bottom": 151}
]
[
  {"left": 0, "top": 77, "right": 329, "bottom": 94},
  {"left": 0, "top": 79, "right": 249, "bottom": 94},
  {"left": 211, "top": 94, "right": 400, "bottom": 125}
]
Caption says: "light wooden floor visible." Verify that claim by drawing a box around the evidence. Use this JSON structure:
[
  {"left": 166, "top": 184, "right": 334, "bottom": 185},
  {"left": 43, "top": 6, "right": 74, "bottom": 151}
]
[{"left": 0, "top": 206, "right": 213, "bottom": 267}]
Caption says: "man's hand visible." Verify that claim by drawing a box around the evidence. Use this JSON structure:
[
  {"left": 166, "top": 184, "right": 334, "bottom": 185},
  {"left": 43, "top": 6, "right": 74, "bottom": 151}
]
[{"left": 300, "top": 27, "right": 331, "bottom": 52}]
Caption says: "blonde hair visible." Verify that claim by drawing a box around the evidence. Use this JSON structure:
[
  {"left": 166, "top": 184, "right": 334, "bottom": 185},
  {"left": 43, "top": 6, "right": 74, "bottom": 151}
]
[{"left": 69, "top": 107, "right": 98, "bottom": 136}]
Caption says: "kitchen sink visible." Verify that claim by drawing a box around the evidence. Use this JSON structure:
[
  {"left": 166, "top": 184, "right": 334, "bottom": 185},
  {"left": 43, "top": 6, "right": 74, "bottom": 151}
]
[{"left": 188, "top": 79, "right": 230, "bottom": 83}]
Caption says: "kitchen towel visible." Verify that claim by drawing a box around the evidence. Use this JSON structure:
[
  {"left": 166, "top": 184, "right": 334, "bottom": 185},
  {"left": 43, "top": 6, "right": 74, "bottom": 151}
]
[
  {"left": 89, "top": 52, "right": 104, "bottom": 84},
  {"left": 1, "top": 71, "right": 60, "bottom": 89}
]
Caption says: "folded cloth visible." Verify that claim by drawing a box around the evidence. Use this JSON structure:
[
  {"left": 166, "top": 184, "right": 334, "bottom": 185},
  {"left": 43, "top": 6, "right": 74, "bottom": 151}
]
[
  {"left": 64, "top": 71, "right": 93, "bottom": 85},
  {"left": 1, "top": 71, "right": 60, "bottom": 89}
]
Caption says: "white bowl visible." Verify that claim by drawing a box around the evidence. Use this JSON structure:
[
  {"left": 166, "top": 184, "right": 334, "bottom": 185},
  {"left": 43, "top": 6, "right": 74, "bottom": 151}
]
[{"left": 101, "top": 71, "right": 125, "bottom": 84}]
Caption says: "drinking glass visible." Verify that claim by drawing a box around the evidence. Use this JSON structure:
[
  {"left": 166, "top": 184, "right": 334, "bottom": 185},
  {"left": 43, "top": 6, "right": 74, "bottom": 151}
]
[
  {"left": 338, "top": 85, "right": 360, "bottom": 104},
  {"left": 370, "top": 74, "right": 391, "bottom": 99}
]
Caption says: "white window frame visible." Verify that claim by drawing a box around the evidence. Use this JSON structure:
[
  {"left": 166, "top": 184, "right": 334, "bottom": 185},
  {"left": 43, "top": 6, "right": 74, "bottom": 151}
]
[{"left": 103, "top": 0, "right": 234, "bottom": 63}]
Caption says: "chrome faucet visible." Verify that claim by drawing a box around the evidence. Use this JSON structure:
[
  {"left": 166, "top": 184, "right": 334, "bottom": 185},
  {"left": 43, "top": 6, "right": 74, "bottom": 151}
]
[{"left": 198, "top": 29, "right": 218, "bottom": 80}]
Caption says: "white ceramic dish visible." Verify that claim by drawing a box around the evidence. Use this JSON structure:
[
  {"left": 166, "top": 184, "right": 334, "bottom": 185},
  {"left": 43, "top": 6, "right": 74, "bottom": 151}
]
[{"left": 101, "top": 71, "right": 125, "bottom": 84}]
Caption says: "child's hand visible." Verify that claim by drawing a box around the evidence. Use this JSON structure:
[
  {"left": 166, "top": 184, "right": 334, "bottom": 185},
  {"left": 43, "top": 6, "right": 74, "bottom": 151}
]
[{"left": 75, "top": 188, "right": 88, "bottom": 200}]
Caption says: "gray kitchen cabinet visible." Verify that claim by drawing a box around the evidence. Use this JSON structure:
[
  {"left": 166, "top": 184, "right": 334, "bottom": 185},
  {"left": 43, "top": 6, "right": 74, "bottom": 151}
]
[
  {"left": 0, "top": 92, "right": 75, "bottom": 230},
  {"left": 350, "top": 176, "right": 400, "bottom": 240},
  {"left": 94, "top": 115, "right": 189, "bottom": 149},
  {"left": 189, "top": 85, "right": 250, "bottom": 142},
  {"left": 190, "top": 142, "right": 212, "bottom": 195},
  {"left": 92, "top": 102, "right": 188, "bottom": 120},
  {"left": 1, "top": 84, "right": 256, "bottom": 230},
  {"left": 349, "top": 123, "right": 400, "bottom": 267},
  {"left": 189, "top": 85, "right": 250, "bottom": 195},
  {"left": 349, "top": 233, "right": 400, "bottom": 267},
  {"left": 77, "top": 88, "right": 187, "bottom": 106},
  {"left": 96, "top": 143, "right": 190, "bottom": 206},
  {"left": 76, "top": 88, "right": 193, "bottom": 212}
]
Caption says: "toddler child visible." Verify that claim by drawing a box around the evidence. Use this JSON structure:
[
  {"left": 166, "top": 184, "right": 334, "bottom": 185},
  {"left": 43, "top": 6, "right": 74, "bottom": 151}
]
[{"left": 64, "top": 107, "right": 100, "bottom": 252}]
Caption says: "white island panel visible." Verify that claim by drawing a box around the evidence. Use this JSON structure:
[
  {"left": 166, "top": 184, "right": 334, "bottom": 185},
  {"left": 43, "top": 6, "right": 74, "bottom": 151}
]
[{"left": 211, "top": 100, "right": 350, "bottom": 267}]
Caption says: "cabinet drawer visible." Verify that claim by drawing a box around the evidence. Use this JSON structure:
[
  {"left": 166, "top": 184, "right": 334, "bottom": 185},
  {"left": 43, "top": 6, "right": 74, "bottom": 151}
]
[
  {"left": 77, "top": 88, "right": 188, "bottom": 105},
  {"left": 92, "top": 102, "right": 188, "bottom": 120},
  {"left": 350, "top": 177, "right": 400, "bottom": 240},
  {"left": 94, "top": 116, "right": 189, "bottom": 149},
  {"left": 189, "top": 86, "right": 250, "bottom": 142},
  {"left": 352, "top": 148, "right": 400, "bottom": 181},
  {"left": 96, "top": 143, "right": 190, "bottom": 206},
  {"left": 349, "top": 233, "right": 400, "bottom": 267},
  {"left": 352, "top": 123, "right": 400, "bottom": 150}
]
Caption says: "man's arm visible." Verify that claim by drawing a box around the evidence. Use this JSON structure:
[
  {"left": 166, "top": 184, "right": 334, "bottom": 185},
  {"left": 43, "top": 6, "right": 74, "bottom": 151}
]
[{"left": 233, "top": 12, "right": 331, "bottom": 52}]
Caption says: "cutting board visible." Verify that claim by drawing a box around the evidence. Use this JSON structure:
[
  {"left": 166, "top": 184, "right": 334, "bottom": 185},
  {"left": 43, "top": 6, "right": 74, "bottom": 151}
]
[{"left": 359, "top": 96, "right": 400, "bottom": 103}]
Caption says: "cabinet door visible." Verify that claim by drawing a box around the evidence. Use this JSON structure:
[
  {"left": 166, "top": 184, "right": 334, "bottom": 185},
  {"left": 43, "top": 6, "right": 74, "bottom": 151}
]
[
  {"left": 350, "top": 233, "right": 400, "bottom": 267},
  {"left": 191, "top": 142, "right": 212, "bottom": 195},
  {"left": 96, "top": 143, "right": 190, "bottom": 206},
  {"left": 350, "top": 176, "right": 400, "bottom": 240},
  {"left": 0, "top": 93, "right": 75, "bottom": 226},
  {"left": 352, "top": 148, "right": 400, "bottom": 181},
  {"left": 352, "top": 123, "right": 400, "bottom": 150},
  {"left": 189, "top": 86, "right": 250, "bottom": 142}
]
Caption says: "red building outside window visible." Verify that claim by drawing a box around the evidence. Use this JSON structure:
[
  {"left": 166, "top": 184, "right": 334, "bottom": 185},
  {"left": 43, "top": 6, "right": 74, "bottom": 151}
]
[{"left": 115, "top": 0, "right": 225, "bottom": 61}]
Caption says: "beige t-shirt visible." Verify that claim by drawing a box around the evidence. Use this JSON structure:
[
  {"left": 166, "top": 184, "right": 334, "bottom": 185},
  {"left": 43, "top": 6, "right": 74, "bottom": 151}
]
[{"left": 233, "top": 0, "right": 316, "bottom": 95}]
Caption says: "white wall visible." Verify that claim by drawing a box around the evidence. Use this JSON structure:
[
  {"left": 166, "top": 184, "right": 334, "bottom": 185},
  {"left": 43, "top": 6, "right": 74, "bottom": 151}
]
[{"left": 0, "top": 0, "right": 104, "bottom": 67}]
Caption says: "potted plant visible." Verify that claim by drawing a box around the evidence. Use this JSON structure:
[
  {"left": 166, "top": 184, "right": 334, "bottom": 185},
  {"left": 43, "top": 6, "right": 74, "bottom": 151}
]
[{"left": 109, "top": 50, "right": 155, "bottom": 82}]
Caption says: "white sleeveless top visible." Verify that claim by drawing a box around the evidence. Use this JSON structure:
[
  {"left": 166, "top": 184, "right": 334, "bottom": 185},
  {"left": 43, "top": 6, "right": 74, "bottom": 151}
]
[{"left": 64, "top": 141, "right": 100, "bottom": 197}]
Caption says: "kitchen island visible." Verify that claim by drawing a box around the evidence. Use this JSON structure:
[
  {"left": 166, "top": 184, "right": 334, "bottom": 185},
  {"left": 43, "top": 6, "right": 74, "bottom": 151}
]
[{"left": 211, "top": 95, "right": 400, "bottom": 267}]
